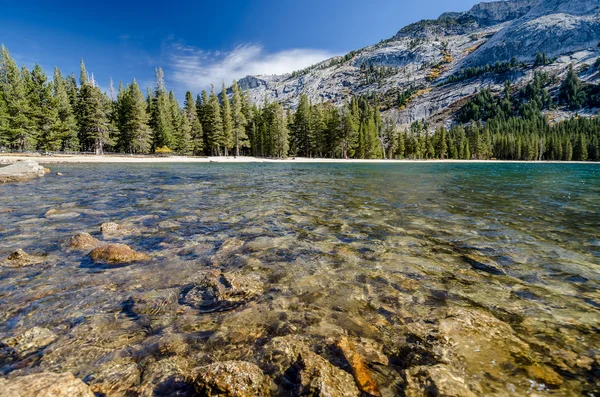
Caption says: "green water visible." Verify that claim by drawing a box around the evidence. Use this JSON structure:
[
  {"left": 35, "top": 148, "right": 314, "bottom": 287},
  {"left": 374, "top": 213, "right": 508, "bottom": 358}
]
[{"left": 0, "top": 163, "right": 599, "bottom": 396}]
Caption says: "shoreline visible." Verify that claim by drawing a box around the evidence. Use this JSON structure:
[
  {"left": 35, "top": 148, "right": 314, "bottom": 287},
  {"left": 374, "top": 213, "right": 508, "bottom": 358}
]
[{"left": 0, "top": 154, "right": 596, "bottom": 165}]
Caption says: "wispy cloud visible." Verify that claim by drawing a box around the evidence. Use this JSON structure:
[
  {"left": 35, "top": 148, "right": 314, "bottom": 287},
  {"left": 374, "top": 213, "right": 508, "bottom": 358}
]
[{"left": 167, "top": 43, "right": 337, "bottom": 93}]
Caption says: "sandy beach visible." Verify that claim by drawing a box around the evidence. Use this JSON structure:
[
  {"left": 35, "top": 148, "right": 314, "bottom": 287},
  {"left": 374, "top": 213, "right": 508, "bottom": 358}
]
[{"left": 0, "top": 153, "right": 596, "bottom": 165}]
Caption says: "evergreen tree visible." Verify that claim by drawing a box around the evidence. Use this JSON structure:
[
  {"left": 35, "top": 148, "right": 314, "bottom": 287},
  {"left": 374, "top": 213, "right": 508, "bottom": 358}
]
[
  {"left": 53, "top": 67, "right": 78, "bottom": 151},
  {"left": 150, "top": 68, "right": 174, "bottom": 151},
  {"left": 120, "top": 80, "right": 152, "bottom": 153},
  {"left": 291, "top": 94, "right": 311, "bottom": 156},
  {"left": 76, "top": 60, "right": 112, "bottom": 154},
  {"left": 220, "top": 83, "right": 233, "bottom": 155},
  {"left": 0, "top": 45, "right": 34, "bottom": 150},
  {"left": 560, "top": 65, "right": 586, "bottom": 110},
  {"left": 169, "top": 91, "right": 191, "bottom": 154},
  {"left": 28, "top": 64, "right": 59, "bottom": 151},
  {"left": 205, "top": 86, "right": 223, "bottom": 155},
  {"left": 230, "top": 80, "right": 248, "bottom": 156},
  {"left": 184, "top": 91, "right": 203, "bottom": 155}
]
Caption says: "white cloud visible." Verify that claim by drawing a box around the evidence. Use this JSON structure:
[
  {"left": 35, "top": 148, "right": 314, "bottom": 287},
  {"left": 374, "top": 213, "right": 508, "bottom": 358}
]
[{"left": 168, "top": 43, "right": 337, "bottom": 93}]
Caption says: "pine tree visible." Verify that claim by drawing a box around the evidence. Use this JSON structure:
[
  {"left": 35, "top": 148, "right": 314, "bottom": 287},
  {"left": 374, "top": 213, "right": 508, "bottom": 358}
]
[
  {"left": 292, "top": 94, "right": 311, "bottom": 157},
  {"left": 150, "top": 68, "right": 174, "bottom": 151},
  {"left": 28, "top": 63, "right": 59, "bottom": 151},
  {"left": 560, "top": 65, "right": 586, "bottom": 110},
  {"left": 220, "top": 84, "right": 233, "bottom": 155},
  {"left": 184, "top": 91, "right": 203, "bottom": 155},
  {"left": 0, "top": 45, "right": 34, "bottom": 150},
  {"left": 76, "top": 59, "right": 112, "bottom": 154},
  {"left": 205, "top": 86, "right": 223, "bottom": 155},
  {"left": 169, "top": 91, "right": 191, "bottom": 154},
  {"left": 230, "top": 80, "right": 248, "bottom": 157},
  {"left": 120, "top": 80, "right": 152, "bottom": 153},
  {"left": 53, "top": 67, "right": 78, "bottom": 151}
]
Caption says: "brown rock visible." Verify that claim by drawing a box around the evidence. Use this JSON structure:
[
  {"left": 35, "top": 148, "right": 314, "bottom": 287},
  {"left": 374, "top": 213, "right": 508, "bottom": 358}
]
[
  {"left": 191, "top": 361, "right": 271, "bottom": 397},
  {"left": 1, "top": 249, "right": 44, "bottom": 268},
  {"left": 0, "top": 372, "right": 94, "bottom": 397},
  {"left": 210, "top": 237, "right": 245, "bottom": 265},
  {"left": 337, "top": 337, "right": 381, "bottom": 396},
  {"left": 526, "top": 364, "right": 563, "bottom": 388},
  {"left": 68, "top": 232, "right": 102, "bottom": 251},
  {"left": 89, "top": 244, "right": 149, "bottom": 264}
]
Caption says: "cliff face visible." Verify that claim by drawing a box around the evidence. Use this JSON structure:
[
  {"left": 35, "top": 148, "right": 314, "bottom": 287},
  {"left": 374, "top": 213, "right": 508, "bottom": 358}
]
[{"left": 238, "top": 0, "right": 600, "bottom": 127}]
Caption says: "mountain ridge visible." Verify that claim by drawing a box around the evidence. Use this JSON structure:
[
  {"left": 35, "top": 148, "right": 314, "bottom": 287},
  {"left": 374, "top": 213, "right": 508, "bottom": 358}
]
[{"left": 238, "top": 0, "right": 600, "bottom": 128}]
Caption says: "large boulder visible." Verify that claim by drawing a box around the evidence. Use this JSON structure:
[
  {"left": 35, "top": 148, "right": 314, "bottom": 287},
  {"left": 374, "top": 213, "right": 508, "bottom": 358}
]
[
  {"left": 0, "top": 160, "right": 46, "bottom": 184},
  {"left": 88, "top": 244, "right": 149, "bottom": 264},
  {"left": 0, "top": 372, "right": 94, "bottom": 397},
  {"left": 190, "top": 361, "right": 271, "bottom": 397}
]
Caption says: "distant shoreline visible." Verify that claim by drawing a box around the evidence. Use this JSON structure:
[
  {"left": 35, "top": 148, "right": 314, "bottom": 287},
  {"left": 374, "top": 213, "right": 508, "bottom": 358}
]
[{"left": 0, "top": 154, "right": 596, "bottom": 165}]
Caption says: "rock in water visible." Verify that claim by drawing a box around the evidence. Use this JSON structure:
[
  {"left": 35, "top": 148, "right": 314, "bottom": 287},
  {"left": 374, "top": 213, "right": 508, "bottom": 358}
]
[
  {"left": 0, "top": 249, "right": 44, "bottom": 268},
  {"left": 68, "top": 232, "right": 102, "bottom": 251},
  {"left": 190, "top": 361, "right": 271, "bottom": 397},
  {"left": 0, "top": 160, "right": 46, "bottom": 184},
  {"left": 462, "top": 254, "right": 506, "bottom": 275},
  {"left": 1, "top": 327, "right": 57, "bottom": 357},
  {"left": 88, "top": 244, "right": 149, "bottom": 264},
  {"left": 100, "top": 222, "right": 141, "bottom": 237},
  {"left": 260, "top": 336, "right": 360, "bottom": 397},
  {"left": 405, "top": 364, "right": 479, "bottom": 397},
  {"left": 337, "top": 337, "right": 381, "bottom": 396},
  {"left": 0, "top": 372, "right": 94, "bottom": 397},
  {"left": 180, "top": 270, "right": 263, "bottom": 313}
]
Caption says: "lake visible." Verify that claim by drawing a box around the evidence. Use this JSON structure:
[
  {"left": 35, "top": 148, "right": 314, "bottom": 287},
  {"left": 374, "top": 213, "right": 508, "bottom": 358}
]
[{"left": 1, "top": 162, "right": 599, "bottom": 396}]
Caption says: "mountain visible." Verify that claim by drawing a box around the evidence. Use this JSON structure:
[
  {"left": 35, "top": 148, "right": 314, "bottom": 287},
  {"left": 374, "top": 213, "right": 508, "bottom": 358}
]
[{"left": 238, "top": 0, "right": 600, "bottom": 127}]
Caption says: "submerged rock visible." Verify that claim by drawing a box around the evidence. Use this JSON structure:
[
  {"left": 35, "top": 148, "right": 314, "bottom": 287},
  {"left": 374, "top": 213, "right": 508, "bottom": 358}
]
[
  {"left": 337, "top": 337, "right": 381, "bottom": 396},
  {"left": 0, "top": 372, "right": 94, "bottom": 397},
  {"left": 86, "top": 357, "right": 141, "bottom": 397},
  {"left": 0, "top": 249, "right": 44, "bottom": 268},
  {"left": 438, "top": 308, "right": 532, "bottom": 380},
  {"left": 89, "top": 244, "right": 149, "bottom": 264},
  {"left": 0, "top": 160, "right": 46, "bottom": 184},
  {"left": 124, "top": 288, "right": 179, "bottom": 317},
  {"left": 68, "top": 232, "right": 102, "bottom": 251},
  {"left": 462, "top": 254, "right": 506, "bottom": 275},
  {"left": 190, "top": 361, "right": 271, "bottom": 397},
  {"left": 1, "top": 327, "right": 57, "bottom": 357},
  {"left": 210, "top": 237, "right": 245, "bottom": 265},
  {"left": 100, "top": 222, "right": 140, "bottom": 237},
  {"left": 526, "top": 363, "right": 563, "bottom": 388},
  {"left": 180, "top": 270, "right": 263, "bottom": 313},
  {"left": 44, "top": 208, "right": 81, "bottom": 219},
  {"left": 261, "top": 336, "right": 360, "bottom": 397},
  {"left": 405, "top": 364, "right": 479, "bottom": 397}
]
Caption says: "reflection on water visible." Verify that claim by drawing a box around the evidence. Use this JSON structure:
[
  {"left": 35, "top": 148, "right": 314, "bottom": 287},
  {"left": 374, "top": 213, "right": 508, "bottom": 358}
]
[{"left": 0, "top": 163, "right": 599, "bottom": 396}]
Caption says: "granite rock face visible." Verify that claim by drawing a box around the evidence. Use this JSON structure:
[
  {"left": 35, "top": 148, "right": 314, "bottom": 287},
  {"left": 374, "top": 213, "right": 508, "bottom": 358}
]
[{"left": 238, "top": 0, "right": 600, "bottom": 128}]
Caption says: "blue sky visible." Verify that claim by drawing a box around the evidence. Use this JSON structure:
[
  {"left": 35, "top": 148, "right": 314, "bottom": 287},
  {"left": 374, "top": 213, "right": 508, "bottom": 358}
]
[{"left": 1, "top": 0, "right": 481, "bottom": 99}]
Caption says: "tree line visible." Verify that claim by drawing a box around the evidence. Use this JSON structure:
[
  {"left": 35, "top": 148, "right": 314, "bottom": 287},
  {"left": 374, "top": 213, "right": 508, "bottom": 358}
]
[{"left": 1, "top": 43, "right": 598, "bottom": 160}]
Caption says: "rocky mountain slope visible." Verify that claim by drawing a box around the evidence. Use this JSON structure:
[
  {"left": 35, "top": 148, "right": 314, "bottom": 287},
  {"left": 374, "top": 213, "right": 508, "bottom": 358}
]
[{"left": 238, "top": 0, "right": 600, "bottom": 127}]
